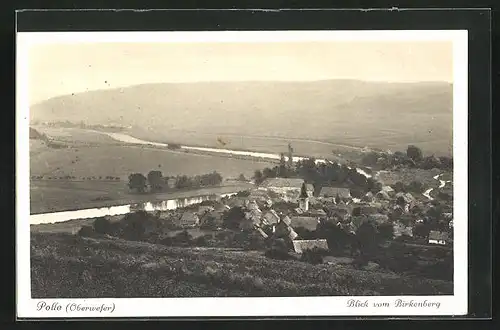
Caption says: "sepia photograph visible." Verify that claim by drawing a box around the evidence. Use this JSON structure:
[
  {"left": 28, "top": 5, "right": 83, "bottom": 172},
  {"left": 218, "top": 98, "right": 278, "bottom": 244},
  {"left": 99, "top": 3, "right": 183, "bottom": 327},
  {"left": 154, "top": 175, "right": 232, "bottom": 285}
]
[{"left": 16, "top": 30, "right": 468, "bottom": 317}]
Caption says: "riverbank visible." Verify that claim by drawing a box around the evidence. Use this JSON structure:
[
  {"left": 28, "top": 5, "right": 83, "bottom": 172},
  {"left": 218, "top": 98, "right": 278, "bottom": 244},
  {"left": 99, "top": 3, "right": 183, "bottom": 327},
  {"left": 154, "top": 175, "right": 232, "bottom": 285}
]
[{"left": 30, "top": 182, "right": 251, "bottom": 218}]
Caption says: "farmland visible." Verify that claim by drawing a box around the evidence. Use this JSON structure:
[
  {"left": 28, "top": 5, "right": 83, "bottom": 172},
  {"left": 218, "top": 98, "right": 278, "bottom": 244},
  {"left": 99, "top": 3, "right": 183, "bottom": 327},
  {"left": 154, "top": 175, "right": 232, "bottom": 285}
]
[
  {"left": 29, "top": 127, "right": 272, "bottom": 213},
  {"left": 31, "top": 232, "right": 453, "bottom": 298},
  {"left": 30, "top": 180, "right": 252, "bottom": 214}
]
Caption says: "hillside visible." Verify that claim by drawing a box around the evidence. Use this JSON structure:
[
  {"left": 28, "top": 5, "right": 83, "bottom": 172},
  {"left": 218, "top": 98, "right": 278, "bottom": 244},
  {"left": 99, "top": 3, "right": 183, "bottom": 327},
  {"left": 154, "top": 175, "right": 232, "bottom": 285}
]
[
  {"left": 30, "top": 80, "right": 453, "bottom": 155},
  {"left": 31, "top": 232, "right": 453, "bottom": 298}
]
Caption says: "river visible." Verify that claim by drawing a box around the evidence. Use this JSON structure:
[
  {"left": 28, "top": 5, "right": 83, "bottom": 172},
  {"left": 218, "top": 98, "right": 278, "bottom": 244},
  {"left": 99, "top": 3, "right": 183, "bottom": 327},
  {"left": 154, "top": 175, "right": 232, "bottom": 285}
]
[{"left": 31, "top": 130, "right": 442, "bottom": 224}]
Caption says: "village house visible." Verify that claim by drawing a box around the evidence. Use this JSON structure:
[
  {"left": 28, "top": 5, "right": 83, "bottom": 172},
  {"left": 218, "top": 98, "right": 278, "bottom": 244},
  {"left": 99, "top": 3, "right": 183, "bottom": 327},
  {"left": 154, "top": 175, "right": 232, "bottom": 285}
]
[
  {"left": 393, "top": 221, "right": 413, "bottom": 238},
  {"left": 199, "top": 209, "right": 224, "bottom": 228},
  {"left": 166, "top": 177, "right": 177, "bottom": 189},
  {"left": 351, "top": 215, "right": 369, "bottom": 231},
  {"left": 328, "top": 206, "right": 350, "bottom": 222},
  {"left": 305, "top": 207, "right": 327, "bottom": 218},
  {"left": 179, "top": 212, "right": 200, "bottom": 228},
  {"left": 428, "top": 230, "right": 449, "bottom": 245},
  {"left": 375, "top": 190, "right": 391, "bottom": 201},
  {"left": 258, "top": 178, "right": 305, "bottom": 194},
  {"left": 381, "top": 185, "right": 395, "bottom": 196},
  {"left": 292, "top": 239, "right": 329, "bottom": 254},
  {"left": 362, "top": 191, "right": 374, "bottom": 202},
  {"left": 289, "top": 216, "right": 320, "bottom": 232},
  {"left": 262, "top": 210, "right": 280, "bottom": 226},
  {"left": 318, "top": 187, "right": 351, "bottom": 200}
]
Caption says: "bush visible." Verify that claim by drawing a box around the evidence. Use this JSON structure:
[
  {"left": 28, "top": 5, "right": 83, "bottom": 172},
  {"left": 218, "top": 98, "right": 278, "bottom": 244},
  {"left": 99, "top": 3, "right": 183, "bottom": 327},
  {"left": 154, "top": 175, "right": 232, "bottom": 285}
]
[
  {"left": 77, "top": 225, "right": 95, "bottom": 237},
  {"left": 264, "top": 248, "right": 293, "bottom": 260},
  {"left": 93, "top": 217, "right": 112, "bottom": 235},
  {"left": 264, "top": 238, "right": 293, "bottom": 260}
]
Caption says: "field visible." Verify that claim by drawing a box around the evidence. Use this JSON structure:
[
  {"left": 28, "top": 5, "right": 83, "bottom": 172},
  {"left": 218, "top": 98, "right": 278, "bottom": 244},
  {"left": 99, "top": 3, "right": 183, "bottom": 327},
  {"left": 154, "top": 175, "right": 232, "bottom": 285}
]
[
  {"left": 29, "top": 127, "right": 272, "bottom": 213},
  {"left": 30, "top": 128, "right": 276, "bottom": 180},
  {"left": 374, "top": 168, "right": 446, "bottom": 188},
  {"left": 31, "top": 80, "right": 454, "bottom": 157},
  {"left": 30, "top": 180, "right": 252, "bottom": 214},
  {"left": 31, "top": 232, "right": 453, "bottom": 298}
]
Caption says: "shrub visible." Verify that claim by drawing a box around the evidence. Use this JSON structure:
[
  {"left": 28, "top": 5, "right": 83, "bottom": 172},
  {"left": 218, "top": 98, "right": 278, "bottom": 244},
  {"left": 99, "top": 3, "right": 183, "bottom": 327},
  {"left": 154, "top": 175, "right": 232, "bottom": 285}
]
[
  {"left": 77, "top": 225, "right": 95, "bottom": 237},
  {"left": 93, "top": 217, "right": 112, "bottom": 235},
  {"left": 264, "top": 248, "right": 293, "bottom": 260},
  {"left": 265, "top": 238, "right": 293, "bottom": 260}
]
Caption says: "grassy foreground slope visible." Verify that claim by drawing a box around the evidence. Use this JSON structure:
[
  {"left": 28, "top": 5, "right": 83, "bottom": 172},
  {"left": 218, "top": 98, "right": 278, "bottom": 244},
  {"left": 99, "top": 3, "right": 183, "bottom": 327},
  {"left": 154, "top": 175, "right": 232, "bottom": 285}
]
[{"left": 31, "top": 232, "right": 453, "bottom": 298}]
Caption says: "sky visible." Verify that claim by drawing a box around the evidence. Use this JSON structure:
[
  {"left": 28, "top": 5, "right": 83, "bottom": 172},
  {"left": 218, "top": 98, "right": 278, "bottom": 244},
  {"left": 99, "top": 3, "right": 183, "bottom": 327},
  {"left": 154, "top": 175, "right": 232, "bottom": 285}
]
[{"left": 27, "top": 40, "right": 453, "bottom": 105}]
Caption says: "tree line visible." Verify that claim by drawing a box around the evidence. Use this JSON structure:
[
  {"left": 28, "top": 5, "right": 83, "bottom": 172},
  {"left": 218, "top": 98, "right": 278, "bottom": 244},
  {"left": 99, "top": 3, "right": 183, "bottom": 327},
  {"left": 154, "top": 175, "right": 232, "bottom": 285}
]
[
  {"left": 361, "top": 145, "right": 453, "bottom": 170},
  {"left": 128, "top": 170, "right": 223, "bottom": 193},
  {"left": 253, "top": 155, "right": 381, "bottom": 197}
]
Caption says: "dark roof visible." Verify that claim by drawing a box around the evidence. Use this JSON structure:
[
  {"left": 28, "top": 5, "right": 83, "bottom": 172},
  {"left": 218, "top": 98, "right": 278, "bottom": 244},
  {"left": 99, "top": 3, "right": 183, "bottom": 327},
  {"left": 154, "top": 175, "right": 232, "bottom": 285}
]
[
  {"left": 260, "top": 178, "right": 305, "bottom": 189},
  {"left": 429, "top": 230, "right": 449, "bottom": 241},
  {"left": 179, "top": 212, "right": 199, "bottom": 226},
  {"left": 319, "top": 187, "right": 351, "bottom": 198},
  {"left": 290, "top": 216, "right": 319, "bottom": 231},
  {"left": 292, "top": 239, "right": 329, "bottom": 253}
]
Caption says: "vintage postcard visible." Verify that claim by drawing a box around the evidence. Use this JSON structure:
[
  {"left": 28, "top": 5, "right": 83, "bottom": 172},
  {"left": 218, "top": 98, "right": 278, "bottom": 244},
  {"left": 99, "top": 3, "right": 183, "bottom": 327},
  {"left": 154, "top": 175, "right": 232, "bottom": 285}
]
[{"left": 16, "top": 30, "right": 468, "bottom": 318}]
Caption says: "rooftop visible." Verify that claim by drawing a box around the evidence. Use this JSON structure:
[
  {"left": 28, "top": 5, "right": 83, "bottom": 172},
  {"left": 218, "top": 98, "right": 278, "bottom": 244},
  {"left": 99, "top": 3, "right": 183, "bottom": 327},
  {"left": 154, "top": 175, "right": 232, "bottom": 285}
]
[{"left": 260, "top": 178, "right": 305, "bottom": 189}]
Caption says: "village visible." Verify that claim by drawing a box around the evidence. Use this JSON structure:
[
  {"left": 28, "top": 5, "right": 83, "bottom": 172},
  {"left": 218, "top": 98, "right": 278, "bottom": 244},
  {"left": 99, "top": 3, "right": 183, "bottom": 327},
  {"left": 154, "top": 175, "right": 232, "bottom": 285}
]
[{"left": 73, "top": 143, "right": 454, "bottom": 284}]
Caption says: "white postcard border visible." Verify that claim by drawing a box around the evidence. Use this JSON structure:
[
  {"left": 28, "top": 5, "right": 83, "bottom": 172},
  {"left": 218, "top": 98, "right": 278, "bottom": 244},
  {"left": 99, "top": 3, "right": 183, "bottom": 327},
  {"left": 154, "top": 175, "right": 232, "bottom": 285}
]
[{"left": 16, "top": 30, "right": 468, "bottom": 318}]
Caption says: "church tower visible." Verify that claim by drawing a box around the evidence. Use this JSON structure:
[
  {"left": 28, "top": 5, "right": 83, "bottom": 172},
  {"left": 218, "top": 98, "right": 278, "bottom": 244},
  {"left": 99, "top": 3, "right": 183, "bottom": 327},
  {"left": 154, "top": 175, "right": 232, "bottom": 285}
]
[
  {"left": 287, "top": 143, "right": 294, "bottom": 169},
  {"left": 298, "top": 182, "right": 309, "bottom": 212}
]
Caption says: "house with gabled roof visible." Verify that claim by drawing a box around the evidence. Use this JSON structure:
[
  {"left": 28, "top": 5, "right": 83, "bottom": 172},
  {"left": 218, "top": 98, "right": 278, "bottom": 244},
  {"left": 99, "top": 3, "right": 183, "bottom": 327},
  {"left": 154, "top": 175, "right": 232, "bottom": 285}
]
[
  {"left": 393, "top": 221, "right": 413, "bottom": 238},
  {"left": 179, "top": 212, "right": 200, "bottom": 228},
  {"left": 319, "top": 187, "right": 351, "bottom": 199},
  {"left": 428, "top": 230, "right": 449, "bottom": 245},
  {"left": 258, "top": 178, "right": 305, "bottom": 192},
  {"left": 290, "top": 216, "right": 319, "bottom": 232},
  {"left": 292, "top": 239, "right": 329, "bottom": 254},
  {"left": 262, "top": 210, "right": 280, "bottom": 225}
]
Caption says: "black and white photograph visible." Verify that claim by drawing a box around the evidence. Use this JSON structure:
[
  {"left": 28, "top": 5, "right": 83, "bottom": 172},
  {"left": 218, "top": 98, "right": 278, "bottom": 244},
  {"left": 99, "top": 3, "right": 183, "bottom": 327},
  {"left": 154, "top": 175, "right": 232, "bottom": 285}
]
[{"left": 16, "top": 29, "right": 469, "bottom": 318}]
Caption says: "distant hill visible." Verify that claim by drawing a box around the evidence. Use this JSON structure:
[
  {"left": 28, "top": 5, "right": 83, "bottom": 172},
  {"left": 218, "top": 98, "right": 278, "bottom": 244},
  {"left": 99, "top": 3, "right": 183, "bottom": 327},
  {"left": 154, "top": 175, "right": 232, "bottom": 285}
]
[{"left": 30, "top": 80, "right": 453, "bottom": 155}]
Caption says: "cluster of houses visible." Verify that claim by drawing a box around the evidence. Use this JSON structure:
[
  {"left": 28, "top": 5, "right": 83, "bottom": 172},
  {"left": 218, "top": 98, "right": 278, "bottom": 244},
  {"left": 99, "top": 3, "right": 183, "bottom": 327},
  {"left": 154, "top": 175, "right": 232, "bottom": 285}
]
[{"left": 146, "top": 176, "right": 452, "bottom": 254}]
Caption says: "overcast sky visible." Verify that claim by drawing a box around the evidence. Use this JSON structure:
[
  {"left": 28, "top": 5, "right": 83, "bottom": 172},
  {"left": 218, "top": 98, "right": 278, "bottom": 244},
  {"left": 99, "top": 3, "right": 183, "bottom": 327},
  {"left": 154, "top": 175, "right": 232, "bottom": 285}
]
[{"left": 28, "top": 41, "right": 453, "bottom": 104}]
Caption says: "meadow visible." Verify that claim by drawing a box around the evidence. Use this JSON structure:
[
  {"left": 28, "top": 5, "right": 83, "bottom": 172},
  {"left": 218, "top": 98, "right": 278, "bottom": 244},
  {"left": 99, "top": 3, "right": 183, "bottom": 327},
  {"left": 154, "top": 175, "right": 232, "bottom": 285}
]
[
  {"left": 30, "top": 180, "right": 252, "bottom": 214},
  {"left": 31, "top": 232, "right": 453, "bottom": 298},
  {"left": 29, "top": 127, "right": 272, "bottom": 213}
]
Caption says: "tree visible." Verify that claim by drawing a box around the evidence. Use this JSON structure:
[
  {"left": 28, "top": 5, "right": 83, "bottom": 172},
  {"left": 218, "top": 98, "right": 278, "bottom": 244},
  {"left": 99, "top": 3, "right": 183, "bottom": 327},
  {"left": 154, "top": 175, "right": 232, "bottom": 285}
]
[
  {"left": 93, "top": 217, "right": 112, "bottom": 235},
  {"left": 377, "top": 222, "right": 394, "bottom": 241},
  {"left": 316, "top": 221, "right": 352, "bottom": 252},
  {"left": 222, "top": 206, "right": 246, "bottom": 230},
  {"left": 238, "top": 173, "right": 246, "bottom": 181},
  {"left": 121, "top": 211, "right": 149, "bottom": 241},
  {"left": 253, "top": 170, "right": 264, "bottom": 184},
  {"left": 278, "top": 153, "right": 288, "bottom": 177},
  {"left": 355, "top": 221, "right": 380, "bottom": 259},
  {"left": 128, "top": 173, "right": 147, "bottom": 193},
  {"left": 147, "top": 170, "right": 163, "bottom": 192},
  {"left": 407, "top": 145, "right": 423, "bottom": 162}
]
